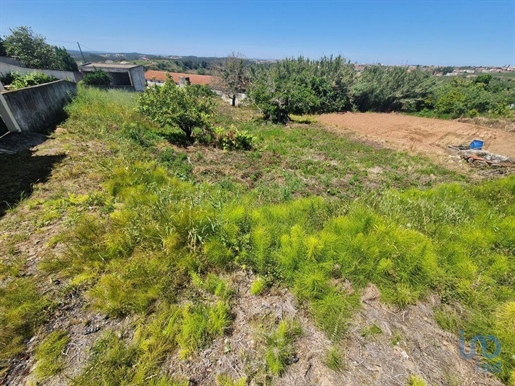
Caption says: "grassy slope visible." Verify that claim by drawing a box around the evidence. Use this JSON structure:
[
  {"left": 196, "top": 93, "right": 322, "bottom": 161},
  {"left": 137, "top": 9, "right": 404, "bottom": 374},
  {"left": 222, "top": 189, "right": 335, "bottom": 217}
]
[{"left": 0, "top": 87, "right": 514, "bottom": 385}]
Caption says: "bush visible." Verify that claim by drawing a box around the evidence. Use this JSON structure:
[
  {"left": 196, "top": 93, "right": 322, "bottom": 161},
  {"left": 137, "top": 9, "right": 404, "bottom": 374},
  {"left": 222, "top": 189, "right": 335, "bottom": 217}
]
[
  {"left": 82, "top": 70, "right": 111, "bottom": 86},
  {"left": 431, "top": 76, "right": 513, "bottom": 118},
  {"left": 138, "top": 79, "right": 215, "bottom": 140},
  {"left": 3, "top": 71, "right": 57, "bottom": 90},
  {"left": 213, "top": 125, "right": 255, "bottom": 150}
]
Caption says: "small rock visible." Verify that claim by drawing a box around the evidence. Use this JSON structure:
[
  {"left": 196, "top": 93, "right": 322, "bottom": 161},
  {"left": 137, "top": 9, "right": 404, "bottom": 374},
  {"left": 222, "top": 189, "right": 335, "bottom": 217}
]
[{"left": 84, "top": 326, "right": 100, "bottom": 335}]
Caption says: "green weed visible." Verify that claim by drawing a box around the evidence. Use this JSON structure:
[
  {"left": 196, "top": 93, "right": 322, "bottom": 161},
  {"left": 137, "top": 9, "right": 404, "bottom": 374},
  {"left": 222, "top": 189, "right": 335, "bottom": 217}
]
[
  {"left": 0, "top": 279, "right": 50, "bottom": 367},
  {"left": 177, "top": 301, "right": 231, "bottom": 358},
  {"left": 407, "top": 374, "right": 427, "bottom": 386},
  {"left": 264, "top": 320, "right": 302, "bottom": 376},
  {"left": 324, "top": 346, "right": 344, "bottom": 372},
  {"left": 216, "top": 374, "right": 247, "bottom": 386},
  {"left": 391, "top": 331, "right": 402, "bottom": 346},
  {"left": 34, "top": 330, "right": 70, "bottom": 379},
  {"left": 250, "top": 277, "right": 266, "bottom": 295},
  {"left": 360, "top": 324, "right": 383, "bottom": 338}
]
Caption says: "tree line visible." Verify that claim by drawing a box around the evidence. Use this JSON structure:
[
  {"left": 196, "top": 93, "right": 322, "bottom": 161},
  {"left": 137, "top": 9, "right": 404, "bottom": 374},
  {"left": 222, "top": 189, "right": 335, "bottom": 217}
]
[{"left": 220, "top": 55, "right": 515, "bottom": 123}]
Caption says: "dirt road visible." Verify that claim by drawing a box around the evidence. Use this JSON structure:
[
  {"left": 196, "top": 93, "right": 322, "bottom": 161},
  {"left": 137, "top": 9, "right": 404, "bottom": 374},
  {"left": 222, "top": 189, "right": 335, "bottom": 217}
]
[{"left": 318, "top": 113, "right": 515, "bottom": 167}]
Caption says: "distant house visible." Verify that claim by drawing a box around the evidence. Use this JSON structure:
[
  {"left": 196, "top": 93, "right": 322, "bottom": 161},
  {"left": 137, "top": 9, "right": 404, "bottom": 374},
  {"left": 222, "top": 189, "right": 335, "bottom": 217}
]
[
  {"left": 145, "top": 70, "right": 215, "bottom": 86},
  {"left": 80, "top": 63, "right": 146, "bottom": 91}
]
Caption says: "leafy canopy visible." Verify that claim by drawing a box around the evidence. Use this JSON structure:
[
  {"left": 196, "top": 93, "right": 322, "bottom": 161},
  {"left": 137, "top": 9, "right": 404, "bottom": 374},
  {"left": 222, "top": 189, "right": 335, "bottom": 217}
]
[
  {"left": 247, "top": 55, "right": 355, "bottom": 123},
  {"left": 138, "top": 77, "right": 215, "bottom": 140},
  {"left": 3, "top": 26, "right": 78, "bottom": 71},
  {"left": 350, "top": 65, "right": 435, "bottom": 112}
]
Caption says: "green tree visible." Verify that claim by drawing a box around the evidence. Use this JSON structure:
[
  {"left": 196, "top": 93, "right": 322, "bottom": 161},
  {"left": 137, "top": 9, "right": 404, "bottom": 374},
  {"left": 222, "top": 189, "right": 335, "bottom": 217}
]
[
  {"left": 53, "top": 46, "right": 78, "bottom": 71},
  {"left": 138, "top": 78, "right": 214, "bottom": 140},
  {"left": 4, "top": 26, "right": 55, "bottom": 69},
  {"left": 217, "top": 52, "right": 250, "bottom": 106},
  {"left": 247, "top": 55, "right": 355, "bottom": 123},
  {"left": 442, "top": 66, "right": 454, "bottom": 75},
  {"left": 433, "top": 77, "right": 495, "bottom": 118},
  {"left": 350, "top": 66, "right": 434, "bottom": 112},
  {"left": 3, "top": 26, "right": 77, "bottom": 71}
]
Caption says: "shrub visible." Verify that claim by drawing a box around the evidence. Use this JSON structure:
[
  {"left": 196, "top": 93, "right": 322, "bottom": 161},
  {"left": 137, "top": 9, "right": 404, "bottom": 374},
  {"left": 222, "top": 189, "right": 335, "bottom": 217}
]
[
  {"left": 213, "top": 125, "right": 255, "bottom": 150},
  {"left": 138, "top": 79, "right": 215, "bottom": 140},
  {"left": 82, "top": 70, "right": 111, "bottom": 86},
  {"left": 3, "top": 71, "right": 57, "bottom": 90}
]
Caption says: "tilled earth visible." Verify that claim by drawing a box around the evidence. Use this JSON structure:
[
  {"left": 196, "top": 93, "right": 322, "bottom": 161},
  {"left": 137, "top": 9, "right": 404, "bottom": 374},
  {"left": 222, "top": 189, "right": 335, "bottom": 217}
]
[{"left": 318, "top": 113, "right": 515, "bottom": 173}]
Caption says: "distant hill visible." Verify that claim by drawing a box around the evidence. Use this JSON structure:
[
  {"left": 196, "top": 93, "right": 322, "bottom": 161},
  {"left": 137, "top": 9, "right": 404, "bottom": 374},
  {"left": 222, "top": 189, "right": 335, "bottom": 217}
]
[{"left": 66, "top": 49, "right": 269, "bottom": 75}]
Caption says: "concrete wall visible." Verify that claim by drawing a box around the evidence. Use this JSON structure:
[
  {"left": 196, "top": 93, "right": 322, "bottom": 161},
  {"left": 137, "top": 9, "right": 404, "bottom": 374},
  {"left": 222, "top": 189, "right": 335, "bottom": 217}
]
[
  {"left": 0, "top": 56, "right": 23, "bottom": 66},
  {"left": 212, "top": 90, "right": 247, "bottom": 106},
  {"left": 0, "top": 61, "right": 82, "bottom": 83},
  {"left": 1, "top": 80, "right": 76, "bottom": 132},
  {"left": 129, "top": 66, "right": 146, "bottom": 91}
]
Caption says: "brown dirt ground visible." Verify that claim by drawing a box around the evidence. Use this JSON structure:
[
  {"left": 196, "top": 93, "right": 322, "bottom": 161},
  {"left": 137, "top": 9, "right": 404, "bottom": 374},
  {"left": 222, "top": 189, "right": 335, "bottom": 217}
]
[
  {"left": 318, "top": 113, "right": 515, "bottom": 171},
  {"left": 159, "top": 275, "right": 503, "bottom": 386}
]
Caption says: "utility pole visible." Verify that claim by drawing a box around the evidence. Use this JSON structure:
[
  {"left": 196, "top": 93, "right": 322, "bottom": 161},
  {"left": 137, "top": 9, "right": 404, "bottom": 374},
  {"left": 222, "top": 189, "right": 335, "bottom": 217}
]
[{"left": 77, "top": 42, "right": 86, "bottom": 64}]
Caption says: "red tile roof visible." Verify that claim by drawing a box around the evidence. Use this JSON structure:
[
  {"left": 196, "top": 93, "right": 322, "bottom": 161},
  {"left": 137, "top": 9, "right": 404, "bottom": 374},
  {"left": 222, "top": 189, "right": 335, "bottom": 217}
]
[{"left": 145, "top": 70, "right": 216, "bottom": 85}]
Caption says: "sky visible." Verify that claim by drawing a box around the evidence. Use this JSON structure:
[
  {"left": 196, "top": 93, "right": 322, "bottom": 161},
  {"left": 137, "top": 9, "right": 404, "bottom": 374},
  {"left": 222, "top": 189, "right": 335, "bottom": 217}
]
[{"left": 0, "top": 0, "right": 514, "bottom": 66}]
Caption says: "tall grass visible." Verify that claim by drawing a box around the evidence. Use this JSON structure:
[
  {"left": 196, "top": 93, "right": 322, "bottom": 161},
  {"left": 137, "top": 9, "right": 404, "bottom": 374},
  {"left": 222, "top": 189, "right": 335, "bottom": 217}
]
[
  {"left": 0, "top": 278, "right": 50, "bottom": 372},
  {"left": 34, "top": 330, "right": 70, "bottom": 379}
]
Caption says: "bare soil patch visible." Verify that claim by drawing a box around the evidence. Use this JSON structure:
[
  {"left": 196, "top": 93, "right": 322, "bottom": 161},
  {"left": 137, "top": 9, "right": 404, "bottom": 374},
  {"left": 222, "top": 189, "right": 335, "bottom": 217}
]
[
  {"left": 318, "top": 113, "right": 515, "bottom": 171},
  {"left": 163, "top": 275, "right": 502, "bottom": 386}
]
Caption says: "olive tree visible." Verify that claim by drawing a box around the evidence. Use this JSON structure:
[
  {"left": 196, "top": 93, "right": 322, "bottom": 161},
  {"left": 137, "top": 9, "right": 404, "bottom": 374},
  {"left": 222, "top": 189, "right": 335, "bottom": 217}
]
[
  {"left": 138, "top": 77, "right": 214, "bottom": 140},
  {"left": 217, "top": 52, "right": 249, "bottom": 106}
]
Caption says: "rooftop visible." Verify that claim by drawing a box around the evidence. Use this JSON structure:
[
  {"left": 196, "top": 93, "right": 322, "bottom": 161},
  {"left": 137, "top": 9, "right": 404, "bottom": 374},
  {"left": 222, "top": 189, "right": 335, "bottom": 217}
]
[{"left": 81, "top": 63, "right": 142, "bottom": 70}]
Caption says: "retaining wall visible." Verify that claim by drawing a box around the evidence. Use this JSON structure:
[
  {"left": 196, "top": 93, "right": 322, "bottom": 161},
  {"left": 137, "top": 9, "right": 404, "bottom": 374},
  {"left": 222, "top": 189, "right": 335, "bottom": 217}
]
[
  {"left": 1, "top": 80, "right": 76, "bottom": 132},
  {"left": 0, "top": 61, "right": 82, "bottom": 83}
]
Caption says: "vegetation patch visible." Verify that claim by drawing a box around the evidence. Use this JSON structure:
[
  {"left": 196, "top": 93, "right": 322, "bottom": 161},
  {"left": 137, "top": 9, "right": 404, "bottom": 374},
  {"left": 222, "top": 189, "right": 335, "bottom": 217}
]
[
  {"left": 1, "top": 86, "right": 514, "bottom": 385},
  {"left": 0, "top": 71, "right": 57, "bottom": 90},
  {"left": 34, "top": 330, "right": 70, "bottom": 379}
]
